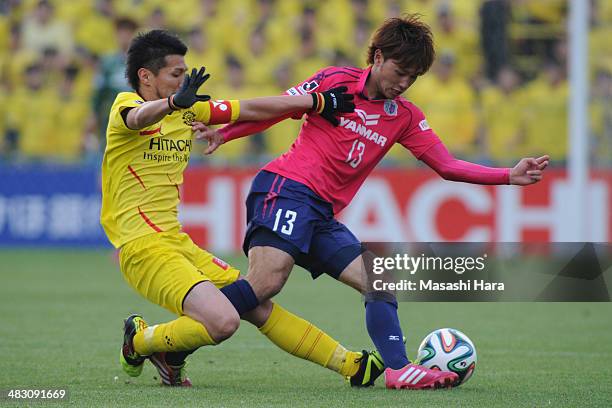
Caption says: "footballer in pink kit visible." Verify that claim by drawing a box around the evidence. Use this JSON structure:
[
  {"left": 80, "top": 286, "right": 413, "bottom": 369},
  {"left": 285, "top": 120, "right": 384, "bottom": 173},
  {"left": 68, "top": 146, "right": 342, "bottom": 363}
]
[{"left": 194, "top": 15, "right": 548, "bottom": 390}]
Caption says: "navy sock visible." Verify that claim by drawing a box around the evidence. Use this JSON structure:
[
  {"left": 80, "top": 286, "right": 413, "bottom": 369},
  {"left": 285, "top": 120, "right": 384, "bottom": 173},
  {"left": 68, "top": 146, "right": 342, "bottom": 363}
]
[
  {"left": 365, "top": 291, "right": 409, "bottom": 370},
  {"left": 220, "top": 279, "right": 259, "bottom": 316},
  {"left": 165, "top": 349, "right": 196, "bottom": 366}
]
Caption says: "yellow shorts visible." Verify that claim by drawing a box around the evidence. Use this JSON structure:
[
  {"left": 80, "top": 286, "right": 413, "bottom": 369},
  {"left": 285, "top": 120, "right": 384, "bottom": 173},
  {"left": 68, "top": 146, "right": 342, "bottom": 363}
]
[{"left": 119, "top": 229, "right": 240, "bottom": 315}]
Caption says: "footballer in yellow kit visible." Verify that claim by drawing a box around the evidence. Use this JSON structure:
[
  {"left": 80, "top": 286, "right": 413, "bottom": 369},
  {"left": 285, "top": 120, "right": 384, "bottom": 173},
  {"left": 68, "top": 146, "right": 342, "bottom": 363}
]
[
  {"left": 105, "top": 29, "right": 383, "bottom": 388},
  {"left": 101, "top": 91, "right": 240, "bottom": 314}
]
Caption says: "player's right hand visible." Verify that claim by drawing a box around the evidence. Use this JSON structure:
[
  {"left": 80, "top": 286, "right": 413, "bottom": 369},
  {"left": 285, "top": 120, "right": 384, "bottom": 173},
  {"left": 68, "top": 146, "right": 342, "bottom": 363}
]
[
  {"left": 169, "top": 67, "right": 211, "bottom": 109},
  {"left": 312, "top": 86, "right": 355, "bottom": 126},
  {"left": 192, "top": 121, "right": 224, "bottom": 154},
  {"left": 509, "top": 155, "right": 550, "bottom": 185}
]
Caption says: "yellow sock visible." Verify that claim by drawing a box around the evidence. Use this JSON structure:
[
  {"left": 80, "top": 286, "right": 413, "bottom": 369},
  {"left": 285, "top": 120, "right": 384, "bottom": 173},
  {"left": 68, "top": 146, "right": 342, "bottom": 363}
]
[
  {"left": 133, "top": 316, "right": 216, "bottom": 356},
  {"left": 327, "top": 344, "right": 363, "bottom": 378},
  {"left": 259, "top": 303, "right": 361, "bottom": 377}
]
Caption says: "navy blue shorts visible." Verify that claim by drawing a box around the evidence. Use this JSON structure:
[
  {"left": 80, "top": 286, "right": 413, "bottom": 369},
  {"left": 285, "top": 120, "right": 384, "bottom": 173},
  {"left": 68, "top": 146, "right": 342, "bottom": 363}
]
[{"left": 243, "top": 171, "right": 364, "bottom": 279}]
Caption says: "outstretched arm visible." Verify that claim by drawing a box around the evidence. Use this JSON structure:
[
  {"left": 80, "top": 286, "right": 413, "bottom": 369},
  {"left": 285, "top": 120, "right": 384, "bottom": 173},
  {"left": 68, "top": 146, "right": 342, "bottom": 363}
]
[
  {"left": 193, "top": 86, "right": 355, "bottom": 154},
  {"left": 191, "top": 115, "right": 292, "bottom": 154},
  {"left": 420, "top": 143, "right": 549, "bottom": 186},
  {"left": 125, "top": 67, "right": 211, "bottom": 130}
]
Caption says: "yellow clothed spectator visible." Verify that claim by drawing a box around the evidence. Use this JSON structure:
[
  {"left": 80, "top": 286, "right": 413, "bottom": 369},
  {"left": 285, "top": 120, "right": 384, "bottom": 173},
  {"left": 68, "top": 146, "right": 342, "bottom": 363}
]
[
  {"left": 480, "top": 67, "right": 528, "bottom": 163},
  {"left": 590, "top": 70, "right": 612, "bottom": 167},
  {"left": 522, "top": 63, "right": 568, "bottom": 161},
  {"left": 443, "top": 0, "right": 479, "bottom": 29},
  {"left": 3, "top": 50, "right": 38, "bottom": 91},
  {"left": 265, "top": 115, "right": 303, "bottom": 157},
  {"left": 264, "top": 62, "right": 303, "bottom": 157},
  {"left": 7, "top": 64, "right": 59, "bottom": 159},
  {"left": 0, "top": 85, "right": 6, "bottom": 145},
  {"left": 590, "top": 24, "right": 612, "bottom": 77},
  {"left": 236, "top": 25, "right": 288, "bottom": 88},
  {"left": 211, "top": 56, "right": 266, "bottom": 161},
  {"left": 155, "top": 0, "right": 203, "bottom": 32},
  {"left": 74, "top": 2, "right": 117, "bottom": 56},
  {"left": 54, "top": 0, "right": 94, "bottom": 26},
  {"left": 521, "top": 0, "right": 566, "bottom": 24},
  {"left": 112, "top": 0, "right": 150, "bottom": 25},
  {"left": 291, "top": 29, "right": 331, "bottom": 86},
  {"left": 0, "top": 15, "right": 8, "bottom": 56},
  {"left": 55, "top": 66, "right": 89, "bottom": 161},
  {"left": 317, "top": 0, "right": 354, "bottom": 54},
  {"left": 402, "top": 0, "right": 437, "bottom": 26},
  {"left": 433, "top": 5, "right": 481, "bottom": 78},
  {"left": 409, "top": 54, "right": 478, "bottom": 158},
  {"left": 72, "top": 51, "right": 97, "bottom": 101},
  {"left": 599, "top": 0, "right": 612, "bottom": 22},
  {"left": 184, "top": 27, "right": 224, "bottom": 95},
  {"left": 21, "top": 0, "right": 74, "bottom": 57}
]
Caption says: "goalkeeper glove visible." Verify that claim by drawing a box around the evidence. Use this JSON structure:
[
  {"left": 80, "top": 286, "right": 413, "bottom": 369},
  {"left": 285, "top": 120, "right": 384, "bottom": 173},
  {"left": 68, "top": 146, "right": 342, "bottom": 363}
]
[
  {"left": 311, "top": 86, "right": 355, "bottom": 126},
  {"left": 168, "top": 67, "right": 211, "bottom": 110}
]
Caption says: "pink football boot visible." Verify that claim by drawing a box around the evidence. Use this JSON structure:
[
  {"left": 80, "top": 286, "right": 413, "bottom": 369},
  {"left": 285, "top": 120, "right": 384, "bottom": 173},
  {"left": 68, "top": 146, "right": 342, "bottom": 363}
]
[{"left": 385, "top": 363, "right": 458, "bottom": 390}]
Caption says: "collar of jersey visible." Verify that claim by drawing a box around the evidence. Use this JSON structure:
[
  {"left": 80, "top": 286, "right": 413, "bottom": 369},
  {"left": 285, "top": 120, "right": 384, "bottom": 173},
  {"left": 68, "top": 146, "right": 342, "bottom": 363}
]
[{"left": 357, "top": 66, "right": 371, "bottom": 99}]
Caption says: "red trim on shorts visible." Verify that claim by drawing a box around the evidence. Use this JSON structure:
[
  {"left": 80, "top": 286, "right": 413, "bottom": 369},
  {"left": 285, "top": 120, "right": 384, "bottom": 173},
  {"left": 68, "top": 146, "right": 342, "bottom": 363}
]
[
  {"left": 138, "top": 206, "right": 162, "bottom": 232},
  {"left": 128, "top": 165, "right": 146, "bottom": 190},
  {"left": 267, "top": 177, "right": 286, "bottom": 217},
  {"left": 262, "top": 174, "right": 279, "bottom": 217}
]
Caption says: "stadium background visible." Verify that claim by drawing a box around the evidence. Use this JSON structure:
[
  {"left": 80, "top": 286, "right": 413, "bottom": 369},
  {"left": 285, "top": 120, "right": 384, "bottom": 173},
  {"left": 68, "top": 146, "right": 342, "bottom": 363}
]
[
  {"left": 1, "top": 0, "right": 611, "bottom": 248},
  {"left": 1, "top": 1, "right": 611, "bottom": 406}
]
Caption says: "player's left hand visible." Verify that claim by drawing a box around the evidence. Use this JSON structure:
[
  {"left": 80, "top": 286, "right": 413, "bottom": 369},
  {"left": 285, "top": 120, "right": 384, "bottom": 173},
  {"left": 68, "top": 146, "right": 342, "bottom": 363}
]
[
  {"left": 312, "top": 86, "right": 355, "bottom": 126},
  {"left": 509, "top": 155, "right": 550, "bottom": 185},
  {"left": 192, "top": 121, "right": 224, "bottom": 154},
  {"left": 170, "top": 67, "right": 211, "bottom": 109}
]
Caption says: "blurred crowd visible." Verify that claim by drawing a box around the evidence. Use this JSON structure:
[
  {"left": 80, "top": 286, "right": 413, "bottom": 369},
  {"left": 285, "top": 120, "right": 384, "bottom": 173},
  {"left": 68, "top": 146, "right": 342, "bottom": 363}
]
[{"left": 0, "top": 0, "right": 610, "bottom": 167}]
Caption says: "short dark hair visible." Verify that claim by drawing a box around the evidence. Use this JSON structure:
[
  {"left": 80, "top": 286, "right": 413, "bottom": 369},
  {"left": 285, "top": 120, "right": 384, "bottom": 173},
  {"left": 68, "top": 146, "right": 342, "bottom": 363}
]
[
  {"left": 125, "top": 29, "right": 187, "bottom": 90},
  {"left": 114, "top": 17, "right": 138, "bottom": 32},
  {"left": 366, "top": 14, "right": 435, "bottom": 75}
]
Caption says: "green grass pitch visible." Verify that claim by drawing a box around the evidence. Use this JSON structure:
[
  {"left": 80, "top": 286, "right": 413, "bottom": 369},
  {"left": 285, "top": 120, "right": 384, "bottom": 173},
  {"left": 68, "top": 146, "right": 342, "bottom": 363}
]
[{"left": 1, "top": 249, "right": 611, "bottom": 407}]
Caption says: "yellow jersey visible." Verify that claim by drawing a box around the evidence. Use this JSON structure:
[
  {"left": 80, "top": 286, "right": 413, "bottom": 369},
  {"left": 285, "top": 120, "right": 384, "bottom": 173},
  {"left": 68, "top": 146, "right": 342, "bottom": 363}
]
[{"left": 100, "top": 91, "right": 239, "bottom": 248}]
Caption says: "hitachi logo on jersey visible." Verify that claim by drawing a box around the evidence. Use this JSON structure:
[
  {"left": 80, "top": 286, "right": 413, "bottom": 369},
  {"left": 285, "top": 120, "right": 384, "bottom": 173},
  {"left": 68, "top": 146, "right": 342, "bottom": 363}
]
[
  {"left": 340, "top": 117, "right": 387, "bottom": 147},
  {"left": 149, "top": 137, "right": 192, "bottom": 152}
]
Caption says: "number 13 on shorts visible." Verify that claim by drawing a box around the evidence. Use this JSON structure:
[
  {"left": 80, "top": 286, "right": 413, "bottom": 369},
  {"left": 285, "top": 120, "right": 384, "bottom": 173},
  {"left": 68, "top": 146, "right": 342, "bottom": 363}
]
[{"left": 273, "top": 209, "right": 297, "bottom": 236}]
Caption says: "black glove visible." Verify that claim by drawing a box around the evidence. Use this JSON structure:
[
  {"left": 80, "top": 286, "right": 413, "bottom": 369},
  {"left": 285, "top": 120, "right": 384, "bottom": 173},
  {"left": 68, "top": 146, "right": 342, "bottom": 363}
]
[
  {"left": 311, "top": 86, "right": 355, "bottom": 126},
  {"left": 169, "top": 67, "right": 211, "bottom": 110}
]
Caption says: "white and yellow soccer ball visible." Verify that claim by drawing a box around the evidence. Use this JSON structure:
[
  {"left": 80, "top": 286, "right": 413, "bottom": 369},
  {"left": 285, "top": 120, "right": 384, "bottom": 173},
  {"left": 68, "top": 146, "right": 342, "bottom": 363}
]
[{"left": 416, "top": 328, "right": 477, "bottom": 386}]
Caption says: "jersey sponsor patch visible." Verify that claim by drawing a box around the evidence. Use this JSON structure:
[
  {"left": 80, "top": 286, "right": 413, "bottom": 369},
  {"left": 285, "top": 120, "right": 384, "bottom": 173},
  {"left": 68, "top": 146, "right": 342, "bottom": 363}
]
[
  {"left": 384, "top": 99, "right": 398, "bottom": 116},
  {"left": 212, "top": 257, "right": 229, "bottom": 270},
  {"left": 419, "top": 119, "right": 430, "bottom": 131},
  {"left": 300, "top": 80, "right": 319, "bottom": 94},
  {"left": 286, "top": 87, "right": 301, "bottom": 96},
  {"left": 355, "top": 108, "right": 380, "bottom": 125}
]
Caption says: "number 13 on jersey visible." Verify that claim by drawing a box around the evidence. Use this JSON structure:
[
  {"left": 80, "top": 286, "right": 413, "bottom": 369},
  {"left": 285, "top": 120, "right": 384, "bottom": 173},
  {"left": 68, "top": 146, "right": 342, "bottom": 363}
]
[{"left": 346, "top": 139, "right": 365, "bottom": 168}]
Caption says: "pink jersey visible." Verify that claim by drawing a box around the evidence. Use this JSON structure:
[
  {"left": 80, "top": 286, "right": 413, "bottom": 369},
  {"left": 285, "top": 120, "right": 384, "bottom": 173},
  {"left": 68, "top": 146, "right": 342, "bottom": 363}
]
[
  {"left": 221, "top": 66, "right": 510, "bottom": 214},
  {"left": 263, "top": 66, "right": 441, "bottom": 213}
]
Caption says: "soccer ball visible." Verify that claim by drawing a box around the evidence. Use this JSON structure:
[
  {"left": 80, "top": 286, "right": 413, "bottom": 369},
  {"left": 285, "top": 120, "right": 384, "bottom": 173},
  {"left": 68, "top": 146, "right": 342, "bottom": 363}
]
[{"left": 416, "top": 328, "right": 477, "bottom": 386}]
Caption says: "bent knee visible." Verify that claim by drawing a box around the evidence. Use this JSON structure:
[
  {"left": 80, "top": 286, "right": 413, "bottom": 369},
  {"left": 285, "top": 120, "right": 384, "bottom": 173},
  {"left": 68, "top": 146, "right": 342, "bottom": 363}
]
[
  {"left": 259, "top": 274, "right": 287, "bottom": 299},
  {"left": 211, "top": 313, "right": 240, "bottom": 343}
]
